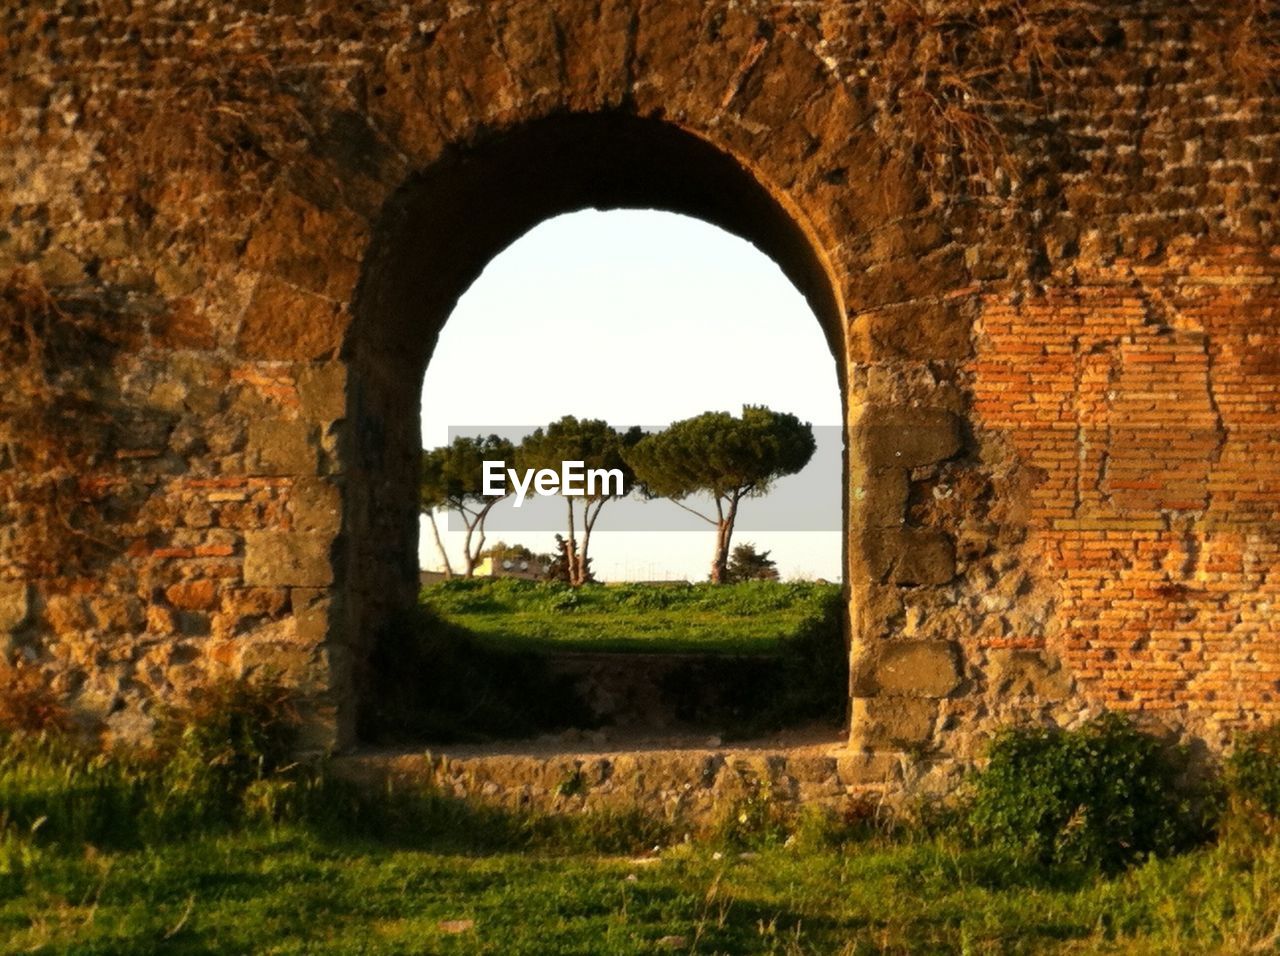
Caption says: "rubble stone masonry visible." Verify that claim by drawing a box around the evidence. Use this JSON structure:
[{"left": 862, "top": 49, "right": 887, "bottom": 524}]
[{"left": 0, "top": 0, "right": 1276, "bottom": 786}]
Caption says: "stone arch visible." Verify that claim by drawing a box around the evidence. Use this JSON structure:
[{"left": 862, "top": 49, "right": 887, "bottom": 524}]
[
  {"left": 4, "top": 0, "right": 1278, "bottom": 786},
  {"left": 225, "top": 11, "right": 971, "bottom": 752},
  {"left": 0, "top": 4, "right": 989, "bottom": 763},
  {"left": 339, "top": 111, "right": 851, "bottom": 745}
]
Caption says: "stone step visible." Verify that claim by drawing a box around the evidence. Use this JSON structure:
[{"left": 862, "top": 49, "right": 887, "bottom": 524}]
[{"left": 330, "top": 732, "right": 935, "bottom": 824}]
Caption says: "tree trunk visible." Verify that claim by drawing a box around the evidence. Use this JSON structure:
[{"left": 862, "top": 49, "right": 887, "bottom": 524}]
[
  {"left": 565, "top": 498, "right": 581, "bottom": 587},
  {"left": 460, "top": 501, "right": 494, "bottom": 575},
  {"left": 426, "top": 511, "right": 454, "bottom": 578},
  {"left": 462, "top": 499, "right": 497, "bottom": 577},
  {"left": 709, "top": 495, "right": 740, "bottom": 584},
  {"left": 462, "top": 516, "right": 477, "bottom": 577},
  {"left": 710, "top": 521, "right": 729, "bottom": 583},
  {"left": 579, "top": 498, "right": 604, "bottom": 587}
]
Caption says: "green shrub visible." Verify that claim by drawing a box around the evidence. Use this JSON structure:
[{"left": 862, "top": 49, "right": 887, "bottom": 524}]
[
  {"left": 147, "top": 677, "right": 300, "bottom": 829},
  {"left": 966, "top": 714, "right": 1207, "bottom": 872},
  {"left": 712, "top": 783, "right": 793, "bottom": 850},
  {"left": 0, "top": 676, "right": 304, "bottom": 848},
  {"left": 154, "top": 678, "right": 298, "bottom": 783},
  {"left": 0, "top": 661, "right": 72, "bottom": 734},
  {"left": 1225, "top": 722, "right": 1280, "bottom": 823}
]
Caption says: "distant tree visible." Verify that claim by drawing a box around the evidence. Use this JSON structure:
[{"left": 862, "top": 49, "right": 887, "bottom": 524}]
[
  {"left": 726, "top": 542, "right": 779, "bottom": 582},
  {"left": 481, "top": 541, "right": 535, "bottom": 563},
  {"left": 518, "top": 417, "right": 643, "bottom": 586},
  {"left": 545, "top": 534, "right": 588, "bottom": 585},
  {"left": 420, "top": 434, "right": 515, "bottom": 577},
  {"left": 627, "top": 406, "right": 815, "bottom": 584}
]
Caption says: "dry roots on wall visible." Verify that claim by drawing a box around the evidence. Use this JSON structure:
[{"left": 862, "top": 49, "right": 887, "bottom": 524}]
[{"left": 0, "top": 268, "right": 123, "bottom": 582}]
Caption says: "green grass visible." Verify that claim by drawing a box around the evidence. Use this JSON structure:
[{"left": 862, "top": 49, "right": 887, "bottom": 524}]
[
  {"left": 420, "top": 579, "right": 842, "bottom": 655},
  {"left": 5, "top": 825, "right": 1280, "bottom": 953},
  {"left": 2, "top": 705, "right": 1280, "bottom": 953},
  {"left": 362, "top": 581, "right": 848, "bottom": 742}
]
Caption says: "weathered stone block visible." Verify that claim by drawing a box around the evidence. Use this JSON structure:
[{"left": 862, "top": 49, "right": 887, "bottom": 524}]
[
  {"left": 860, "top": 583, "right": 911, "bottom": 627},
  {"left": 988, "top": 650, "right": 1072, "bottom": 701},
  {"left": 244, "top": 531, "right": 334, "bottom": 588},
  {"left": 237, "top": 275, "right": 346, "bottom": 361},
  {"left": 856, "top": 408, "right": 963, "bottom": 470},
  {"left": 0, "top": 581, "right": 30, "bottom": 633},
  {"left": 862, "top": 529, "right": 956, "bottom": 586},
  {"left": 850, "top": 698, "right": 938, "bottom": 750},
  {"left": 248, "top": 418, "right": 317, "bottom": 476},
  {"left": 291, "top": 477, "right": 341, "bottom": 533},
  {"left": 852, "top": 640, "right": 962, "bottom": 697},
  {"left": 292, "top": 588, "right": 333, "bottom": 647},
  {"left": 165, "top": 579, "right": 216, "bottom": 612},
  {"left": 851, "top": 298, "right": 975, "bottom": 362},
  {"left": 242, "top": 190, "right": 365, "bottom": 300},
  {"left": 856, "top": 466, "right": 908, "bottom": 528},
  {"left": 297, "top": 364, "right": 348, "bottom": 422},
  {"left": 240, "top": 639, "right": 328, "bottom": 690},
  {"left": 894, "top": 533, "right": 956, "bottom": 585},
  {"left": 219, "top": 587, "right": 289, "bottom": 620},
  {"left": 833, "top": 751, "right": 904, "bottom": 786}
]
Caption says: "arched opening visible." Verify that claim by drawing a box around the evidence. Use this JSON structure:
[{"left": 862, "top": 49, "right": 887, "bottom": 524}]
[
  {"left": 342, "top": 113, "right": 848, "bottom": 748},
  {"left": 419, "top": 209, "right": 843, "bottom": 583}
]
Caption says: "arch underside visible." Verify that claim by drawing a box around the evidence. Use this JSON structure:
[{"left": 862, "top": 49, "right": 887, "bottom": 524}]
[{"left": 355, "top": 112, "right": 846, "bottom": 371}]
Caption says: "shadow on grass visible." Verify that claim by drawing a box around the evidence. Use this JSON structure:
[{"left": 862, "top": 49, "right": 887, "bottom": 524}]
[
  {"left": 361, "top": 585, "right": 849, "bottom": 744},
  {"left": 295, "top": 772, "right": 678, "bottom": 857},
  {"left": 358, "top": 606, "right": 600, "bottom": 745}
]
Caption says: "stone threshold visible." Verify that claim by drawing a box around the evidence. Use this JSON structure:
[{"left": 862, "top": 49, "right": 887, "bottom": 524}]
[{"left": 329, "top": 730, "right": 943, "bottom": 822}]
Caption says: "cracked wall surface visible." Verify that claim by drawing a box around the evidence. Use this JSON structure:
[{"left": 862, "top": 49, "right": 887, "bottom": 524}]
[
  {"left": 970, "top": 244, "right": 1280, "bottom": 763},
  {"left": 0, "top": 0, "right": 1277, "bottom": 782}
]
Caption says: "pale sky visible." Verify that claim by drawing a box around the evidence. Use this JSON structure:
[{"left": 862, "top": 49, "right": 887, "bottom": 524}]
[{"left": 419, "top": 209, "right": 843, "bottom": 581}]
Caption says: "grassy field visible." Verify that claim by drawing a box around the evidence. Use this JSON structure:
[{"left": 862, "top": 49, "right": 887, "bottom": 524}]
[
  {"left": 419, "top": 579, "right": 842, "bottom": 654},
  {"left": 6, "top": 633, "right": 1280, "bottom": 952},
  {"left": 360, "top": 580, "right": 847, "bottom": 742},
  {"left": 5, "top": 818, "right": 1280, "bottom": 953},
  {"left": 3, "top": 686, "right": 1280, "bottom": 953}
]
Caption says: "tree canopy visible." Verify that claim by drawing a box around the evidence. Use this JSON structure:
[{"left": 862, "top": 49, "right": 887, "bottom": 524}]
[
  {"left": 420, "top": 434, "right": 516, "bottom": 577},
  {"left": 518, "top": 416, "right": 643, "bottom": 586},
  {"left": 726, "top": 542, "right": 780, "bottom": 583},
  {"left": 627, "top": 405, "right": 814, "bottom": 582}
]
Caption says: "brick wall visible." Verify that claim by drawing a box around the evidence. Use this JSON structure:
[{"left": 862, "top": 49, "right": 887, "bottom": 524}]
[{"left": 971, "top": 241, "right": 1280, "bottom": 744}]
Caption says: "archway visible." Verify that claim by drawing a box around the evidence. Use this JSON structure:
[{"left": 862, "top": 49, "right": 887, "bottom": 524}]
[{"left": 343, "top": 112, "right": 849, "bottom": 746}]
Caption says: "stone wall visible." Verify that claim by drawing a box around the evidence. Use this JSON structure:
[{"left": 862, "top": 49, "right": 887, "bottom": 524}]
[
  {"left": 334, "top": 740, "right": 908, "bottom": 825},
  {"left": 0, "top": 1, "right": 1277, "bottom": 776}
]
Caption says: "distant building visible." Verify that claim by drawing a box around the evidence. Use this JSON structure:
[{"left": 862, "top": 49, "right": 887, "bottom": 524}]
[
  {"left": 419, "top": 554, "right": 550, "bottom": 587},
  {"left": 473, "top": 555, "right": 549, "bottom": 580}
]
